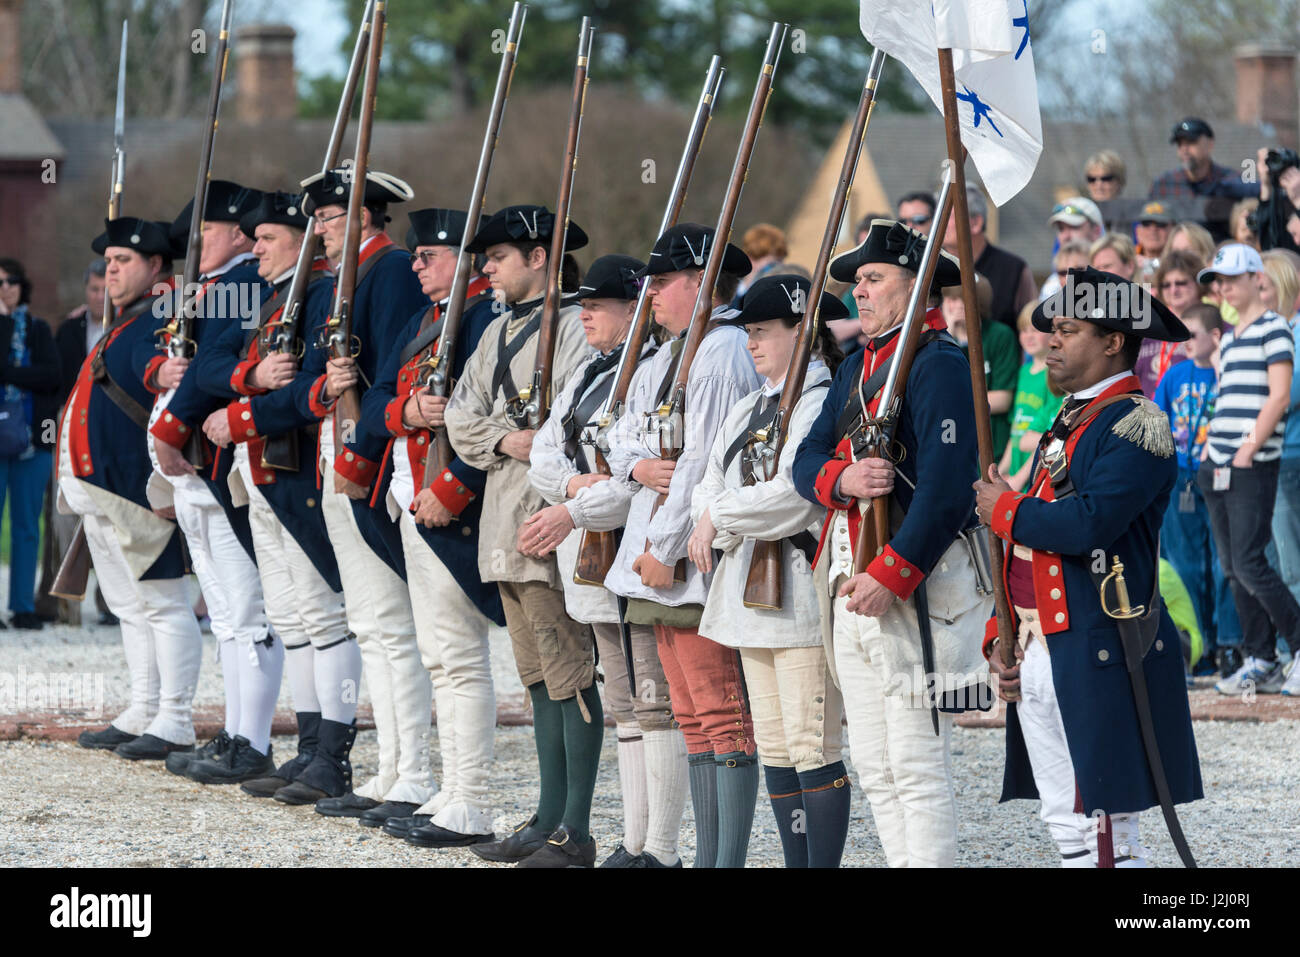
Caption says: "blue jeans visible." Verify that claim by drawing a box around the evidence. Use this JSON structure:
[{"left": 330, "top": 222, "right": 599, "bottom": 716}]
[
  {"left": 1272, "top": 461, "right": 1300, "bottom": 606},
  {"left": 1161, "top": 468, "right": 1242, "bottom": 652},
  {"left": 0, "top": 448, "right": 53, "bottom": 614}
]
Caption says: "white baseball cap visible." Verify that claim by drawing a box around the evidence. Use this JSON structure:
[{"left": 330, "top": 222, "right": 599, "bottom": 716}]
[
  {"left": 1197, "top": 243, "right": 1265, "bottom": 283},
  {"left": 1048, "top": 197, "right": 1103, "bottom": 229}
]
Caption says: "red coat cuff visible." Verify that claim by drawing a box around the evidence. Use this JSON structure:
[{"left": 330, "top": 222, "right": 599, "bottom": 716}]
[
  {"left": 308, "top": 375, "right": 334, "bottom": 418},
  {"left": 866, "top": 543, "right": 924, "bottom": 601},
  {"left": 231, "top": 357, "right": 267, "bottom": 396},
  {"left": 991, "top": 490, "right": 1027, "bottom": 542},
  {"left": 813, "top": 453, "right": 853, "bottom": 509},
  {"left": 385, "top": 395, "right": 416, "bottom": 437},
  {"left": 150, "top": 408, "right": 194, "bottom": 449},
  {"left": 333, "top": 448, "right": 378, "bottom": 487},
  {"left": 983, "top": 616, "right": 999, "bottom": 661},
  {"left": 143, "top": 355, "right": 168, "bottom": 394},
  {"left": 228, "top": 398, "right": 260, "bottom": 444},
  {"left": 430, "top": 467, "right": 475, "bottom": 516}
]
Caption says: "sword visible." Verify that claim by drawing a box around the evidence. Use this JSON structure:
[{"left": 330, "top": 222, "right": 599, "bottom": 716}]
[{"left": 1098, "top": 555, "right": 1197, "bottom": 868}]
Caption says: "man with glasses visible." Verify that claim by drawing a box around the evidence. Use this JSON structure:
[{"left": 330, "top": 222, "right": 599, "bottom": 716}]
[
  {"left": 942, "top": 183, "right": 1037, "bottom": 333},
  {"left": 1040, "top": 197, "right": 1104, "bottom": 299},
  {"left": 897, "top": 191, "right": 937, "bottom": 236},
  {"left": 1134, "top": 201, "right": 1174, "bottom": 280}
]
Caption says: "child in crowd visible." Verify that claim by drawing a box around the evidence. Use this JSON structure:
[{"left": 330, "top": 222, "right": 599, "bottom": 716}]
[
  {"left": 940, "top": 272, "right": 1020, "bottom": 462},
  {"left": 998, "top": 301, "right": 1059, "bottom": 492}
]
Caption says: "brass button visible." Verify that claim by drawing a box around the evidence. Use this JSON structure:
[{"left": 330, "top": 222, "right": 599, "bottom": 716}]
[
  {"left": 461, "top": 526, "right": 472, "bottom": 536},
  {"left": 306, "top": 498, "right": 316, "bottom": 507},
  {"left": 1098, "top": 649, "right": 1109, "bottom": 662}
]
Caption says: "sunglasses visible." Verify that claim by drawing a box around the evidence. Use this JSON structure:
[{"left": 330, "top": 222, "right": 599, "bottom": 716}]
[
  {"left": 903, "top": 214, "right": 932, "bottom": 226},
  {"left": 1086, "top": 174, "right": 1116, "bottom": 183},
  {"left": 0, "top": 278, "right": 20, "bottom": 287},
  {"left": 409, "top": 250, "right": 451, "bottom": 267},
  {"left": 1138, "top": 220, "right": 1169, "bottom": 229}
]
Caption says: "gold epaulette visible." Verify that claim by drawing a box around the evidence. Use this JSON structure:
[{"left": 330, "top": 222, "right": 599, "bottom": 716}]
[{"left": 1111, "top": 396, "right": 1174, "bottom": 458}]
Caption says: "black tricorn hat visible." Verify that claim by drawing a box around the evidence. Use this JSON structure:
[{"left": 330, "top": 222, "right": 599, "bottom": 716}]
[
  {"left": 169, "top": 181, "right": 265, "bottom": 258},
  {"left": 406, "top": 208, "right": 469, "bottom": 251},
  {"left": 299, "top": 169, "right": 415, "bottom": 216},
  {"left": 464, "top": 204, "right": 589, "bottom": 254},
  {"left": 718, "top": 274, "right": 850, "bottom": 327},
  {"left": 829, "top": 219, "right": 961, "bottom": 288},
  {"left": 91, "top": 217, "right": 174, "bottom": 258},
  {"left": 573, "top": 254, "right": 645, "bottom": 302},
  {"left": 634, "top": 223, "right": 751, "bottom": 279},
  {"left": 1031, "top": 266, "right": 1190, "bottom": 342},
  {"left": 239, "top": 190, "right": 310, "bottom": 240}
]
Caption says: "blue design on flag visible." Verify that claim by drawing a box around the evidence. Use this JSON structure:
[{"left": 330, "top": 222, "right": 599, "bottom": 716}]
[
  {"left": 1014, "top": 1, "right": 1030, "bottom": 60},
  {"left": 957, "top": 85, "right": 1003, "bottom": 137}
]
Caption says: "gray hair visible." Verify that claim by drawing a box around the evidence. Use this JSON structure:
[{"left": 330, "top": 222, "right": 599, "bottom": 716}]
[
  {"left": 83, "top": 259, "right": 107, "bottom": 284},
  {"left": 965, "top": 184, "right": 988, "bottom": 222}
]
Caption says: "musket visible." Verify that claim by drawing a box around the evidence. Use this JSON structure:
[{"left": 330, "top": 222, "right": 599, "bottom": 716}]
[
  {"left": 417, "top": 1, "right": 528, "bottom": 488},
  {"left": 257, "top": 0, "right": 374, "bottom": 472},
  {"left": 53, "top": 21, "right": 129, "bottom": 603},
  {"left": 572, "top": 55, "right": 724, "bottom": 587},
  {"left": 325, "top": 0, "right": 387, "bottom": 454},
  {"left": 644, "top": 21, "right": 787, "bottom": 583},
  {"left": 509, "top": 15, "right": 594, "bottom": 430},
  {"left": 163, "top": 0, "right": 235, "bottom": 363},
  {"left": 741, "top": 49, "right": 886, "bottom": 611},
  {"left": 261, "top": 0, "right": 374, "bottom": 362}
]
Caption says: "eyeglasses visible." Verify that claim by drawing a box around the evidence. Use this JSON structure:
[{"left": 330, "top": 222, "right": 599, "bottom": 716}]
[
  {"left": 313, "top": 210, "right": 347, "bottom": 226},
  {"left": 1055, "top": 269, "right": 1071, "bottom": 278},
  {"left": 409, "top": 250, "right": 453, "bottom": 267},
  {"left": 1086, "top": 174, "right": 1116, "bottom": 184},
  {"left": 1161, "top": 279, "right": 1192, "bottom": 289},
  {"left": 1138, "top": 220, "right": 1169, "bottom": 229},
  {"left": 0, "top": 278, "right": 20, "bottom": 287},
  {"left": 903, "top": 214, "right": 932, "bottom": 226}
]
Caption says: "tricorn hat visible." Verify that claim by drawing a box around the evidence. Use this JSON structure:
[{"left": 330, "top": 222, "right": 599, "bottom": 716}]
[
  {"left": 169, "top": 180, "right": 264, "bottom": 257},
  {"left": 405, "top": 208, "right": 469, "bottom": 251},
  {"left": 91, "top": 217, "right": 174, "bottom": 258},
  {"left": 299, "top": 169, "right": 415, "bottom": 217},
  {"left": 464, "top": 204, "right": 589, "bottom": 254},
  {"left": 573, "top": 254, "right": 646, "bottom": 301},
  {"left": 634, "top": 223, "right": 751, "bottom": 279},
  {"left": 718, "top": 273, "right": 849, "bottom": 327},
  {"left": 1031, "top": 266, "right": 1190, "bottom": 341},
  {"left": 828, "top": 219, "right": 961, "bottom": 288},
  {"left": 239, "top": 190, "right": 310, "bottom": 240}
]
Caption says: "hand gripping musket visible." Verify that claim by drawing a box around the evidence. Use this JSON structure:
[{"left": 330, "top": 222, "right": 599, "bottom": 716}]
[
  {"left": 741, "top": 50, "right": 885, "bottom": 611},
  {"left": 321, "top": 0, "right": 388, "bottom": 455},
  {"left": 571, "top": 54, "right": 724, "bottom": 587},
  {"left": 256, "top": 0, "right": 374, "bottom": 472},
  {"left": 847, "top": 168, "right": 957, "bottom": 735},
  {"left": 157, "top": 0, "right": 236, "bottom": 468},
  {"left": 52, "top": 21, "right": 129, "bottom": 602},
  {"left": 644, "top": 21, "right": 787, "bottom": 584},
  {"left": 506, "top": 15, "right": 594, "bottom": 430},
  {"left": 417, "top": 1, "right": 527, "bottom": 488}
]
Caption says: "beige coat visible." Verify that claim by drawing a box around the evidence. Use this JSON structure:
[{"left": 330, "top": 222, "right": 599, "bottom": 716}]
[{"left": 444, "top": 300, "right": 591, "bottom": 586}]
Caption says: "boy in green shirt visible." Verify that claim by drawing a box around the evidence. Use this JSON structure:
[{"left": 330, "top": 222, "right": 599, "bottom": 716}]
[
  {"left": 941, "top": 272, "right": 1020, "bottom": 462},
  {"left": 999, "top": 300, "right": 1061, "bottom": 491}
]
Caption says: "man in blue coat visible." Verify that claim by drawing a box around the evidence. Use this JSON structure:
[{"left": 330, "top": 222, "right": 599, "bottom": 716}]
[
  {"left": 290, "top": 168, "right": 430, "bottom": 818},
  {"left": 62, "top": 218, "right": 200, "bottom": 759},
  {"left": 184, "top": 190, "right": 352, "bottom": 794},
  {"left": 792, "top": 220, "right": 991, "bottom": 867},
  {"left": 355, "top": 207, "right": 506, "bottom": 846},
  {"left": 975, "top": 266, "right": 1203, "bottom": 868}
]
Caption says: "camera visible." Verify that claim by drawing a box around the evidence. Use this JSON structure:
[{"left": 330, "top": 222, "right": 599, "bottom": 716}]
[{"left": 1265, "top": 148, "right": 1300, "bottom": 181}]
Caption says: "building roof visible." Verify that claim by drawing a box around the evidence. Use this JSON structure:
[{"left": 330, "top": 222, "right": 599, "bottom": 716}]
[{"left": 0, "top": 93, "right": 65, "bottom": 160}]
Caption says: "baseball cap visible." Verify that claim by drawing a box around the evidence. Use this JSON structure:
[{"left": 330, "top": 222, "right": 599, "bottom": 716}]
[
  {"left": 1171, "top": 117, "right": 1214, "bottom": 143},
  {"left": 1048, "top": 197, "right": 1103, "bottom": 229},
  {"left": 1197, "top": 243, "right": 1264, "bottom": 283},
  {"left": 1136, "top": 201, "right": 1173, "bottom": 226}
]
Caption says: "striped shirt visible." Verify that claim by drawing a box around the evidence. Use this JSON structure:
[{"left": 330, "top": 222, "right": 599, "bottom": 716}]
[{"left": 1205, "top": 310, "right": 1295, "bottom": 465}]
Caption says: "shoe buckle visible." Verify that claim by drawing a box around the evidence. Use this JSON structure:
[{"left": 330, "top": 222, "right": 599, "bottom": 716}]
[{"left": 548, "top": 832, "right": 569, "bottom": 847}]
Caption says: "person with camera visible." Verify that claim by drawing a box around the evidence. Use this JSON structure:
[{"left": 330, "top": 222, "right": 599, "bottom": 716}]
[{"left": 1255, "top": 146, "right": 1300, "bottom": 256}]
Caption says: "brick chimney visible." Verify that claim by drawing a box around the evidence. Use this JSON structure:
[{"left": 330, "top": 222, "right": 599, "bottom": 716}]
[
  {"left": 235, "top": 23, "right": 298, "bottom": 124},
  {"left": 1234, "top": 45, "right": 1298, "bottom": 149},
  {"left": 0, "top": 0, "right": 23, "bottom": 93}
]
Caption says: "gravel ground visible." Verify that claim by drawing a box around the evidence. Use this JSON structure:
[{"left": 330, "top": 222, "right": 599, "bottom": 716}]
[{"left": 2, "top": 582, "right": 1297, "bottom": 867}]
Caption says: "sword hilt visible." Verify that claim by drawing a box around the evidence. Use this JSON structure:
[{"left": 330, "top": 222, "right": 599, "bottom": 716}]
[{"left": 1100, "top": 555, "right": 1145, "bottom": 620}]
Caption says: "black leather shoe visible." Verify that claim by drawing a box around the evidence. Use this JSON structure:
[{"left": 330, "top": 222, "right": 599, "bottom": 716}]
[
  {"left": 11, "top": 612, "right": 44, "bottom": 630},
  {"left": 628, "top": 850, "right": 683, "bottom": 868},
  {"left": 78, "top": 724, "right": 137, "bottom": 750},
  {"left": 598, "top": 844, "right": 643, "bottom": 868},
  {"left": 273, "top": 781, "right": 329, "bottom": 806},
  {"left": 167, "top": 729, "right": 232, "bottom": 777},
  {"left": 358, "top": 800, "right": 419, "bottom": 828},
  {"left": 187, "top": 736, "right": 275, "bottom": 784},
  {"left": 382, "top": 814, "right": 431, "bottom": 839},
  {"left": 469, "top": 815, "right": 548, "bottom": 863},
  {"left": 406, "top": 821, "right": 496, "bottom": 848},
  {"left": 114, "top": 733, "right": 194, "bottom": 761},
  {"left": 241, "top": 712, "right": 322, "bottom": 798},
  {"left": 311, "top": 791, "right": 381, "bottom": 817},
  {"left": 516, "top": 825, "right": 597, "bottom": 869}
]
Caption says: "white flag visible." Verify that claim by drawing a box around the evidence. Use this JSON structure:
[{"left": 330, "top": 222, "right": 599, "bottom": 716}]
[{"left": 860, "top": 0, "right": 1042, "bottom": 206}]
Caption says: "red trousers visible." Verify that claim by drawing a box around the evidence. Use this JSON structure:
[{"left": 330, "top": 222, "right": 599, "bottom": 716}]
[{"left": 655, "top": 624, "right": 756, "bottom": 757}]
